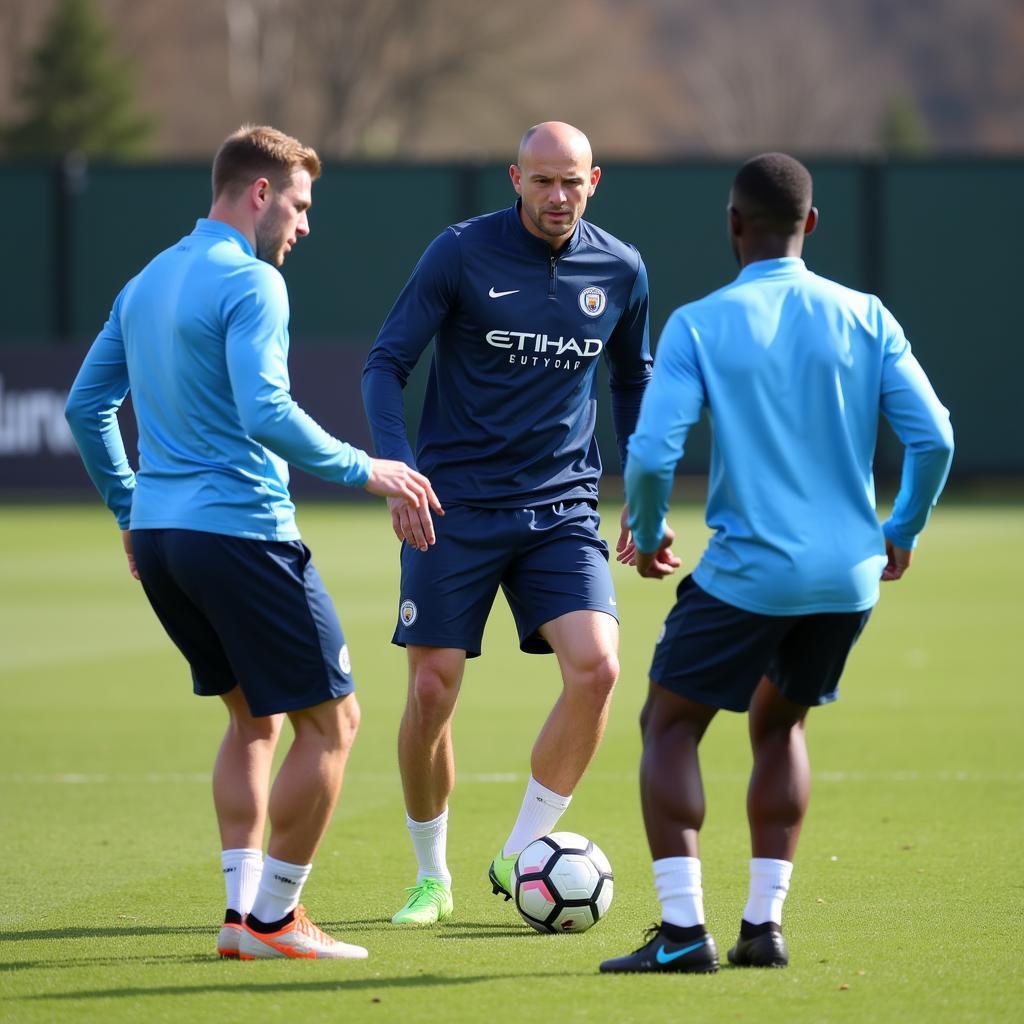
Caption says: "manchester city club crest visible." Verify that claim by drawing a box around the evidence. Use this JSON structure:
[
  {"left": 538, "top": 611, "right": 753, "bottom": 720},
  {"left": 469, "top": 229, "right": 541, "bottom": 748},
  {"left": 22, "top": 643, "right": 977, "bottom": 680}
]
[
  {"left": 579, "top": 285, "right": 607, "bottom": 317},
  {"left": 338, "top": 643, "right": 352, "bottom": 674},
  {"left": 400, "top": 599, "right": 418, "bottom": 627}
]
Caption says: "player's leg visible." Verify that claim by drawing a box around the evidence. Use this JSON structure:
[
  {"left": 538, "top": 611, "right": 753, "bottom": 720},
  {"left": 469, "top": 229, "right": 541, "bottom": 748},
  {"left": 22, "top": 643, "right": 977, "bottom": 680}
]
[
  {"left": 213, "top": 686, "right": 283, "bottom": 955},
  {"left": 388, "top": 505, "right": 501, "bottom": 924},
  {"left": 747, "top": 675, "right": 810, "bottom": 862},
  {"left": 490, "top": 503, "right": 619, "bottom": 896},
  {"left": 729, "top": 609, "right": 870, "bottom": 969},
  {"left": 535, "top": 609, "right": 619, "bottom": 795},
  {"left": 169, "top": 534, "right": 367, "bottom": 960},
  {"left": 390, "top": 645, "right": 465, "bottom": 924},
  {"left": 240, "top": 694, "right": 367, "bottom": 960},
  {"left": 131, "top": 529, "right": 265, "bottom": 958},
  {"left": 726, "top": 676, "right": 806, "bottom": 969},
  {"left": 638, "top": 683, "right": 717, "bottom": 862},
  {"left": 486, "top": 609, "right": 619, "bottom": 900},
  {"left": 602, "top": 577, "right": 784, "bottom": 974}
]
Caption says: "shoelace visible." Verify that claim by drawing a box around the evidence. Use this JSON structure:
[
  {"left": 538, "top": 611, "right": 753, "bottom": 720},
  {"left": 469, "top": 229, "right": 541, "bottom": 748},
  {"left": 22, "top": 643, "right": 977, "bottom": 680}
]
[
  {"left": 403, "top": 882, "right": 447, "bottom": 909},
  {"left": 633, "top": 923, "right": 662, "bottom": 952},
  {"left": 293, "top": 905, "right": 331, "bottom": 944}
]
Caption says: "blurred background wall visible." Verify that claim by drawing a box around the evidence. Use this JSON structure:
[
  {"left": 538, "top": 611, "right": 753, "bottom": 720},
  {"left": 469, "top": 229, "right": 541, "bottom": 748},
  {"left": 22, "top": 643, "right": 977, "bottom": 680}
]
[{"left": 0, "top": 0, "right": 1019, "bottom": 493}]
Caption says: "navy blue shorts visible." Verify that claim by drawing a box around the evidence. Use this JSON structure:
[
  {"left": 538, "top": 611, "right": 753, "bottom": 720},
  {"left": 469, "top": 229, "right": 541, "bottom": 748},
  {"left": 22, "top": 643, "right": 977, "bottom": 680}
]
[
  {"left": 393, "top": 501, "right": 617, "bottom": 657},
  {"left": 132, "top": 529, "right": 355, "bottom": 717},
  {"left": 650, "top": 576, "right": 871, "bottom": 712}
]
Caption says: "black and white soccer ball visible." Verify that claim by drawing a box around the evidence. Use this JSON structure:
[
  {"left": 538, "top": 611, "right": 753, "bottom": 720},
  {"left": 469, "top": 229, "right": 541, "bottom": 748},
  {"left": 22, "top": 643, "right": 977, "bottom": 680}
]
[{"left": 513, "top": 831, "right": 613, "bottom": 934}]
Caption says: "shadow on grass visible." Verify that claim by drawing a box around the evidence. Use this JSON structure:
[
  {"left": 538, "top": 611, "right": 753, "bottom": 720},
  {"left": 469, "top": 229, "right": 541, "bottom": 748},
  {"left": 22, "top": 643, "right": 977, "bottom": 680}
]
[
  {"left": 1, "top": 925, "right": 210, "bottom": 942},
  {"left": 0, "top": 954, "right": 214, "bottom": 973},
  {"left": 436, "top": 925, "right": 537, "bottom": 940},
  {"left": 18, "top": 971, "right": 584, "bottom": 1001}
]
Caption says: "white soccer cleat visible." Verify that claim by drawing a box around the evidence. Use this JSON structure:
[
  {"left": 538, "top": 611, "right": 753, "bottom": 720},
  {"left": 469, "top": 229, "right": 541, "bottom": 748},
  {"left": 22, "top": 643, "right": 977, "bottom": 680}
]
[
  {"left": 238, "top": 905, "right": 368, "bottom": 960},
  {"left": 217, "top": 920, "right": 243, "bottom": 958}
]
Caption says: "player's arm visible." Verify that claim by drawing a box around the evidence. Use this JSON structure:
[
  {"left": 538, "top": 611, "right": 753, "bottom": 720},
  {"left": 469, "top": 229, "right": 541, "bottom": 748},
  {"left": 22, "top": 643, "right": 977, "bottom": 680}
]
[
  {"left": 624, "top": 309, "right": 706, "bottom": 579},
  {"left": 224, "top": 267, "right": 440, "bottom": 527},
  {"left": 64, "top": 287, "right": 139, "bottom": 579},
  {"left": 604, "top": 255, "right": 654, "bottom": 564},
  {"left": 361, "top": 229, "right": 460, "bottom": 547},
  {"left": 876, "top": 305, "right": 954, "bottom": 579}
]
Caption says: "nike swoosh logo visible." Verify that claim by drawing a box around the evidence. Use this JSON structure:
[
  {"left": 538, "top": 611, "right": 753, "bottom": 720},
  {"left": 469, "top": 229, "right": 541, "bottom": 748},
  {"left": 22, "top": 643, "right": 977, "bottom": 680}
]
[
  {"left": 488, "top": 287, "right": 520, "bottom": 298},
  {"left": 655, "top": 940, "right": 705, "bottom": 964}
]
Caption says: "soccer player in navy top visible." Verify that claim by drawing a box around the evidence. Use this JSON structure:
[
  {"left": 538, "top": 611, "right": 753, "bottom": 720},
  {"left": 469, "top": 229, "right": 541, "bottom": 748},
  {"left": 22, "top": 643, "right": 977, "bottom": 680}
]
[
  {"left": 600, "top": 153, "right": 953, "bottom": 974},
  {"left": 362, "top": 121, "right": 653, "bottom": 924},
  {"left": 65, "top": 125, "right": 440, "bottom": 960}
]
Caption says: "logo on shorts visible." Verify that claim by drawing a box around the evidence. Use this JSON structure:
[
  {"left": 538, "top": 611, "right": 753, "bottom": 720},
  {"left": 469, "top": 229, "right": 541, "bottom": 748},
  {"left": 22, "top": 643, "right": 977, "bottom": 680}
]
[
  {"left": 579, "top": 286, "right": 607, "bottom": 317},
  {"left": 657, "top": 622, "right": 667, "bottom": 644},
  {"left": 400, "top": 599, "right": 418, "bottom": 627},
  {"left": 338, "top": 644, "right": 351, "bottom": 675}
]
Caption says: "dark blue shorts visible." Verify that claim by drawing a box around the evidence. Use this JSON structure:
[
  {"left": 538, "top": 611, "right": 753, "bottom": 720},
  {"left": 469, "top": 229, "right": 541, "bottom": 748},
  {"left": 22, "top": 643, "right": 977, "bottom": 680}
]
[
  {"left": 132, "top": 529, "right": 355, "bottom": 717},
  {"left": 393, "top": 501, "right": 617, "bottom": 657},
  {"left": 650, "top": 576, "right": 871, "bottom": 712}
]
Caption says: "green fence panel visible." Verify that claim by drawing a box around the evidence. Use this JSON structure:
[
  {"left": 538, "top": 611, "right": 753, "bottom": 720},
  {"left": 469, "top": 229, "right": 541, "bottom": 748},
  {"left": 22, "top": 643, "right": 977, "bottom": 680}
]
[{"left": 0, "top": 166, "right": 56, "bottom": 342}]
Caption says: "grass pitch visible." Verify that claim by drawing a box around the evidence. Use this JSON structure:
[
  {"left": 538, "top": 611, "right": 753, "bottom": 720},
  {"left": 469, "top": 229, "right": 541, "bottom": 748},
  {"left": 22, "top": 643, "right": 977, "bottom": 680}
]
[{"left": 0, "top": 498, "right": 1020, "bottom": 1023}]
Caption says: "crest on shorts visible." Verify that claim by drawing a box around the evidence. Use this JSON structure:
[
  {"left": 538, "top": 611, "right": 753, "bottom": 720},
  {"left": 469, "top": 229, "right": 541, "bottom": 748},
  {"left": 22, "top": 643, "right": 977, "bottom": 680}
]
[
  {"left": 338, "top": 644, "right": 352, "bottom": 675},
  {"left": 400, "top": 599, "right": 418, "bottom": 627},
  {"left": 657, "top": 622, "right": 667, "bottom": 644},
  {"left": 579, "top": 286, "right": 607, "bottom": 317}
]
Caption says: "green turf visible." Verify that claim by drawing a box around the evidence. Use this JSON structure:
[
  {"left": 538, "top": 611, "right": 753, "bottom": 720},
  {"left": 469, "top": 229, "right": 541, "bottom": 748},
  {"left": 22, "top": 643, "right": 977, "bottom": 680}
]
[{"left": 1, "top": 500, "right": 1020, "bottom": 1023}]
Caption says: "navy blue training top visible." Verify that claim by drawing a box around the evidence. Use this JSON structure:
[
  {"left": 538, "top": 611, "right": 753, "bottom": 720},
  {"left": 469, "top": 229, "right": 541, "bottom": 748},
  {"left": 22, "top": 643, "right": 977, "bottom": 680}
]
[{"left": 361, "top": 202, "right": 652, "bottom": 507}]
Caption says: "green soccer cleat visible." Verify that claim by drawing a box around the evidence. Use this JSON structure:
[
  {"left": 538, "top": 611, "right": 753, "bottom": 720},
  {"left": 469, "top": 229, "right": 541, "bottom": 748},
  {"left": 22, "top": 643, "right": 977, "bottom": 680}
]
[
  {"left": 488, "top": 850, "right": 518, "bottom": 902},
  {"left": 391, "top": 878, "right": 453, "bottom": 926}
]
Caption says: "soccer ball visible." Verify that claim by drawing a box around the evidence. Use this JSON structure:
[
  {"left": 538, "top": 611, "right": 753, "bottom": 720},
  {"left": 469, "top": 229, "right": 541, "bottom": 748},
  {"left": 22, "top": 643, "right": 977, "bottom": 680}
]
[{"left": 513, "top": 831, "right": 613, "bottom": 934}]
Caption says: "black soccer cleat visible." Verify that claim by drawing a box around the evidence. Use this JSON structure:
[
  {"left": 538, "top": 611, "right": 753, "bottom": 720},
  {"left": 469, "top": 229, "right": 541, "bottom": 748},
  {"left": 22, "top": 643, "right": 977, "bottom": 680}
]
[
  {"left": 727, "top": 920, "right": 789, "bottom": 968},
  {"left": 600, "top": 923, "right": 719, "bottom": 974}
]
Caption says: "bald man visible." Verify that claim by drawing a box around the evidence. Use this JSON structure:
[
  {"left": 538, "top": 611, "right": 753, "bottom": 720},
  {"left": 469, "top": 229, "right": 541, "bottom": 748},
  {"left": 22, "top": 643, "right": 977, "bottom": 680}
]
[{"left": 363, "top": 122, "right": 652, "bottom": 925}]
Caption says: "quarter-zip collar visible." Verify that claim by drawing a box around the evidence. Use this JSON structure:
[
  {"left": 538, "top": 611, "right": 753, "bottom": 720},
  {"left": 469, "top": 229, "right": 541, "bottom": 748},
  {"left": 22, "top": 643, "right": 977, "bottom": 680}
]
[
  {"left": 192, "top": 217, "right": 256, "bottom": 259},
  {"left": 507, "top": 200, "right": 583, "bottom": 259}
]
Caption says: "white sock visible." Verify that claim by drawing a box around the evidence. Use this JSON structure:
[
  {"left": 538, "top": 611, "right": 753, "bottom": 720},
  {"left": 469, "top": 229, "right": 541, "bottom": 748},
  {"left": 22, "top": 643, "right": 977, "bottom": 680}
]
[
  {"left": 221, "top": 847, "right": 262, "bottom": 916},
  {"left": 654, "top": 856, "right": 705, "bottom": 928},
  {"left": 408, "top": 809, "right": 451, "bottom": 887},
  {"left": 743, "top": 857, "right": 793, "bottom": 925},
  {"left": 249, "top": 856, "right": 312, "bottom": 924},
  {"left": 502, "top": 776, "right": 572, "bottom": 858}
]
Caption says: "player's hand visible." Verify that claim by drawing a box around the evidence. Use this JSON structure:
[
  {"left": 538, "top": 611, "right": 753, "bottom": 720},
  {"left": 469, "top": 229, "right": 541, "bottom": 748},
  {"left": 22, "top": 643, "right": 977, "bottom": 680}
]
[
  {"left": 121, "top": 530, "right": 140, "bottom": 581},
  {"left": 635, "top": 525, "right": 681, "bottom": 580},
  {"left": 881, "top": 539, "right": 912, "bottom": 581},
  {"left": 615, "top": 503, "right": 638, "bottom": 566},
  {"left": 365, "top": 459, "right": 443, "bottom": 552}
]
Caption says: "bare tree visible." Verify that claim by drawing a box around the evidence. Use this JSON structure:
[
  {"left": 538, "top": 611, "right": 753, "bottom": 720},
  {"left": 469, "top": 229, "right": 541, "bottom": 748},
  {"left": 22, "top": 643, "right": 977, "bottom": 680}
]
[{"left": 647, "top": 0, "right": 905, "bottom": 154}]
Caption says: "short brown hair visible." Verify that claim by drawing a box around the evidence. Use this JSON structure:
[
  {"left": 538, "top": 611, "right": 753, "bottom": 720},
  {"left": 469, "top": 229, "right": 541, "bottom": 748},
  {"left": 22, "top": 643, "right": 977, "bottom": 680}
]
[{"left": 212, "top": 124, "right": 321, "bottom": 199}]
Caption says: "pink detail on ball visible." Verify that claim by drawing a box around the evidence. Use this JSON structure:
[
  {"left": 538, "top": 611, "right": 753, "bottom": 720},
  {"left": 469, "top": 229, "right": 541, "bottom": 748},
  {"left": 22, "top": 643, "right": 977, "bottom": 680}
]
[{"left": 519, "top": 879, "right": 555, "bottom": 904}]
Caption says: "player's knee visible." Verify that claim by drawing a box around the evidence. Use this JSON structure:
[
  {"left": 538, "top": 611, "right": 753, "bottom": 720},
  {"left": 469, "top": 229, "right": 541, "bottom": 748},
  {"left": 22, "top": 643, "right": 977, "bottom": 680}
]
[
  {"left": 565, "top": 651, "right": 619, "bottom": 705},
  {"left": 289, "top": 695, "right": 358, "bottom": 751},
  {"left": 409, "top": 669, "right": 458, "bottom": 724},
  {"left": 232, "top": 710, "right": 282, "bottom": 745},
  {"left": 337, "top": 694, "right": 360, "bottom": 750}
]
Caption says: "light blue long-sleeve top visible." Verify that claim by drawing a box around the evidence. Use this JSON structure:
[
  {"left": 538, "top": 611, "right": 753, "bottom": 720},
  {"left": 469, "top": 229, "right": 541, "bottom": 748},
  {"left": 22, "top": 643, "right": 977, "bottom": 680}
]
[
  {"left": 65, "top": 219, "right": 371, "bottom": 540},
  {"left": 626, "top": 257, "right": 954, "bottom": 615}
]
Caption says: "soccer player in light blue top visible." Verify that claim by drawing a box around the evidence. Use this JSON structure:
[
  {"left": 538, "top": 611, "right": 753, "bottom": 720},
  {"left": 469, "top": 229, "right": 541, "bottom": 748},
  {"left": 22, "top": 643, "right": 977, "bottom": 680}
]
[
  {"left": 65, "top": 125, "right": 440, "bottom": 961},
  {"left": 601, "top": 153, "right": 953, "bottom": 975}
]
